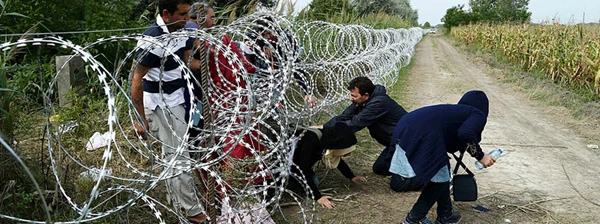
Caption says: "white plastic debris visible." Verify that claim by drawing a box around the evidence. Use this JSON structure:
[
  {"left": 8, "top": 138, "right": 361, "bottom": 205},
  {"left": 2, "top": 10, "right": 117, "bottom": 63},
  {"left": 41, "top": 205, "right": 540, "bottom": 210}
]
[
  {"left": 85, "top": 131, "right": 111, "bottom": 151},
  {"left": 587, "top": 144, "right": 599, "bottom": 149},
  {"left": 217, "top": 200, "right": 274, "bottom": 224},
  {"left": 504, "top": 219, "right": 511, "bottom": 223},
  {"left": 79, "top": 168, "right": 112, "bottom": 181}
]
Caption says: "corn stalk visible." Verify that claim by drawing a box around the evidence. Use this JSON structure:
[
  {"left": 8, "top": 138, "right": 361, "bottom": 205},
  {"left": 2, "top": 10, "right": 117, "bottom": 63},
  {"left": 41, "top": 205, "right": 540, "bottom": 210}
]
[{"left": 451, "top": 23, "right": 600, "bottom": 98}]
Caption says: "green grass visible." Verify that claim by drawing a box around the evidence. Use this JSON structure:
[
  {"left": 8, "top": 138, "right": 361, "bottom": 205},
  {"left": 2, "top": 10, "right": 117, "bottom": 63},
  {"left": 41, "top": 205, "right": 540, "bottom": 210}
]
[{"left": 389, "top": 57, "right": 416, "bottom": 106}]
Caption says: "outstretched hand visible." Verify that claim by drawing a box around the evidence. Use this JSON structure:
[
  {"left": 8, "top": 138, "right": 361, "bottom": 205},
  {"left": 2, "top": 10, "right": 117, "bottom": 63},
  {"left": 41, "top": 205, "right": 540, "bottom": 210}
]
[
  {"left": 351, "top": 176, "right": 367, "bottom": 183},
  {"left": 479, "top": 153, "right": 496, "bottom": 168},
  {"left": 317, "top": 196, "right": 335, "bottom": 209}
]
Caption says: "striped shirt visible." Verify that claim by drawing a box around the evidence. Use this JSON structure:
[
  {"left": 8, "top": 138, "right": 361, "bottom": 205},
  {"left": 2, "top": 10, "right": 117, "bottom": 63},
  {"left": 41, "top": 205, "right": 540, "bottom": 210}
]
[{"left": 136, "top": 15, "right": 193, "bottom": 109}]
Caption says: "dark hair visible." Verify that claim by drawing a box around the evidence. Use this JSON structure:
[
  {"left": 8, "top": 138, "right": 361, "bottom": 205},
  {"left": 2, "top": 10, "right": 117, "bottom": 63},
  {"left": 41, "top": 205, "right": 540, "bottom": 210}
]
[
  {"left": 347, "top": 76, "right": 375, "bottom": 96},
  {"left": 254, "top": 16, "right": 276, "bottom": 34},
  {"left": 320, "top": 122, "right": 357, "bottom": 149},
  {"left": 159, "top": 0, "right": 193, "bottom": 15},
  {"left": 253, "top": 16, "right": 277, "bottom": 48}
]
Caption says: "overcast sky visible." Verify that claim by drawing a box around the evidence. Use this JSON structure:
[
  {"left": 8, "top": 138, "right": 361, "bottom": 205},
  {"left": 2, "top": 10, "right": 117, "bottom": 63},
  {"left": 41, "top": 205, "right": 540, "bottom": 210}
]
[{"left": 293, "top": 0, "right": 600, "bottom": 25}]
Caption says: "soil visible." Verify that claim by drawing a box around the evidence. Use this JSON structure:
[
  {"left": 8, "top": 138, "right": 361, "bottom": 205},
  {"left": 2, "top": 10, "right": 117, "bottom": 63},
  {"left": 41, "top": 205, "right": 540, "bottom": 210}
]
[{"left": 277, "top": 33, "right": 600, "bottom": 223}]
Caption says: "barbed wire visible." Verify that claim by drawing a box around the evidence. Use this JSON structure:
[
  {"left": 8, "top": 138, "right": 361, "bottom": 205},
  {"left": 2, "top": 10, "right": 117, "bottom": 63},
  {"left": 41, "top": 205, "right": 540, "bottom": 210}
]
[{"left": 0, "top": 12, "right": 424, "bottom": 223}]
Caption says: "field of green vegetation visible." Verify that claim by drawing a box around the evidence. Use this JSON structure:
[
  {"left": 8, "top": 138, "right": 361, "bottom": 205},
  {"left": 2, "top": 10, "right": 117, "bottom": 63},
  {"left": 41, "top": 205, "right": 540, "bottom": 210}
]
[{"left": 451, "top": 23, "right": 600, "bottom": 100}]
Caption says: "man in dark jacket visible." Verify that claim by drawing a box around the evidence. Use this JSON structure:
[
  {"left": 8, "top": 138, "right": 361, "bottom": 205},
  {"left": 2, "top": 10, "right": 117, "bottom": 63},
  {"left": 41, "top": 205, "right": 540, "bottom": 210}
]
[
  {"left": 387, "top": 90, "right": 496, "bottom": 224},
  {"left": 323, "top": 76, "right": 408, "bottom": 175}
]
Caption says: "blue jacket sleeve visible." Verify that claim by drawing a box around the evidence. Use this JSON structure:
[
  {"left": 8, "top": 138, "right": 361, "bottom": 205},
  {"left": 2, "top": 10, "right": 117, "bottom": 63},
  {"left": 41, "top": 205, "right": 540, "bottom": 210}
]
[
  {"left": 337, "top": 159, "right": 356, "bottom": 180},
  {"left": 324, "top": 104, "right": 357, "bottom": 128},
  {"left": 457, "top": 110, "right": 486, "bottom": 160},
  {"left": 342, "top": 98, "right": 388, "bottom": 133},
  {"left": 326, "top": 98, "right": 388, "bottom": 133}
]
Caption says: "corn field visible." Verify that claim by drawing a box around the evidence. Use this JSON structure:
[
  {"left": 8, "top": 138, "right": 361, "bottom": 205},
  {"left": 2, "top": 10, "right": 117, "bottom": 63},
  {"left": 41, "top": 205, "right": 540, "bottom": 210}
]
[{"left": 451, "top": 23, "right": 600, "bottom": 99}]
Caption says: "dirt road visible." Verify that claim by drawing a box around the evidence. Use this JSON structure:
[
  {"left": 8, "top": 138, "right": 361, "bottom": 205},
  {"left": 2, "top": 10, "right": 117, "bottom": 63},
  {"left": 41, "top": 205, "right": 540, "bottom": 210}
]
[
  {"left": 280, "top": 34, "right": 600, "bottom": 223},
  {"left": 404, "top": 33, "right": 600, "bottom": 223}
]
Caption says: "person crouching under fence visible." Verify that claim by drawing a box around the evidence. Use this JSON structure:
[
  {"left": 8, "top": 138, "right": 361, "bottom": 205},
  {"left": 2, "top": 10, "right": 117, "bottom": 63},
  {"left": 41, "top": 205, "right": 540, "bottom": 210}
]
[{"left": 291, "top": 122, "right": 367, "bottom": 209}]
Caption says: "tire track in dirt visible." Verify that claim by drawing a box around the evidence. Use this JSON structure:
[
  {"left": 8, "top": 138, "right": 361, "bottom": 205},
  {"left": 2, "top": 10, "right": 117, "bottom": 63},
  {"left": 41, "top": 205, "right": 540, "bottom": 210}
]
[{"left": 406, "top": 34, "right": 600, "bottom": 222}]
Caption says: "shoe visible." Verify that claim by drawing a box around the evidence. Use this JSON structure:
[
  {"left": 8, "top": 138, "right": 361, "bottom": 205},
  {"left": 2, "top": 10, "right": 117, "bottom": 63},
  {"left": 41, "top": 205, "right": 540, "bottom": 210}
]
[
  {"left": 403, "top": 213, "right": 435, "bottom": 224},
  {"left": 436, "top": 211, "right": 461, "bottom": 224},
  {"left": 187, "top": 213, "right": 206, "bottom": 224}
]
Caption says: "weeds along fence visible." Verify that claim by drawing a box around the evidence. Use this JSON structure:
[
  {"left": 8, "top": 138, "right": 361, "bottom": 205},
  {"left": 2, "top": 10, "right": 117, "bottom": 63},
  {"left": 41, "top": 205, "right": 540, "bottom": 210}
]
[
  {"left": 0, "top": 12, "right": 423, "bottom": 223},
  {"left": 451, "top": 23, "right": 600, "bottom": 99}
]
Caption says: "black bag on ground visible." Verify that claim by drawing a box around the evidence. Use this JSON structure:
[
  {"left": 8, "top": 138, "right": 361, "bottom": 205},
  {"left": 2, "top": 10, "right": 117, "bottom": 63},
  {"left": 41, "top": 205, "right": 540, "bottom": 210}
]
[{"left": 451, "top": 151, "right": 477, "bottom": 201}]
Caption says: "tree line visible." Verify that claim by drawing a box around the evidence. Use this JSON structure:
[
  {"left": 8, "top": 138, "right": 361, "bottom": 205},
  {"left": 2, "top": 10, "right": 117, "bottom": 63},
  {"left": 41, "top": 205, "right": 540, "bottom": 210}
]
[
  {"left": 300, "top": 0, "right": 419, "bottom": 27},
  {"left": 442, "top": 0, "right": 531, "bottom": 30},
  {"left": 0, "top": 0, "right": 418, "bottom": 141}
]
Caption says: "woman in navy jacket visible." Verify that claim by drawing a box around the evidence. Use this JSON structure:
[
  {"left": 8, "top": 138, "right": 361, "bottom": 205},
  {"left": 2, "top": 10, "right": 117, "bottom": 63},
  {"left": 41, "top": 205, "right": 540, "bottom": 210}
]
[{"left": 388, "top": 90, "right": 496, "bottom": 224}]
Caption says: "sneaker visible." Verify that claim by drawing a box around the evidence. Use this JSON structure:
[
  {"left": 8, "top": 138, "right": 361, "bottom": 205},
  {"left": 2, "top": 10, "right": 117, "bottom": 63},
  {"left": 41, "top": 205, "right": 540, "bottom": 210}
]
[
  {"left": 403, "top": 213, "right": 435, "bottom": 224},
  {"left": 187, "top": 213, "right": 206, "bottom": 224},
  {"left": 436, "top": 211, "right": 462, "bottom": 224}
]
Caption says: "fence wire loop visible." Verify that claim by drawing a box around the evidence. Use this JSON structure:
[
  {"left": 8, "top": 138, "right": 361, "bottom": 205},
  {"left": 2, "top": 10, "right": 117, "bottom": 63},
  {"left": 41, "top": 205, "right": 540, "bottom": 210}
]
[{"left": 0, "top": 12, "right": 423, "bottom": 223}]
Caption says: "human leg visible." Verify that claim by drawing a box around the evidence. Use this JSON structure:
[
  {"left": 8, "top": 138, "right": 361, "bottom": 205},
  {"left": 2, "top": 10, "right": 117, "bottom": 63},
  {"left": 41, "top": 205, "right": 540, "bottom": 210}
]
[
  {"left": 407, "top": 182, "right": 447, "bottom": 220},
  {"left": 153, "top": 105, "right": 204, "bottom": 218},
  {"left": 434, "top": 181, "right": 453, "bottom": 217},
  {"left": 372, "top": 145, "right": 395, "bottom": 176},
  {"left": 434, "top": 181, "right": 461, "bottom": 223}
]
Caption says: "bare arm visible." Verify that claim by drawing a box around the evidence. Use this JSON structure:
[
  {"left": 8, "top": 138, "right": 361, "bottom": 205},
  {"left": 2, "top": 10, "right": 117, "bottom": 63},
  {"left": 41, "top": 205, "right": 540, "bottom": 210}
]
[
  {"left": 183, "top": 49, "right": 201, "bottom": 72},
  {"left": 132, "top": 61, "right": 149, "bottom": 139}
]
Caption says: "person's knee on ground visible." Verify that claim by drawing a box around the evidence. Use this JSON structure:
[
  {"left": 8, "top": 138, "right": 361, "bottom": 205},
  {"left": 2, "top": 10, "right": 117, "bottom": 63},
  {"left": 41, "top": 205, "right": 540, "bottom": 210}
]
[
  {"left": 372, "top": 152, "right": 392, "bottom": 176},
  {"left": 372, "top": 145, "right": 395, "bottom": 176},
  {"left": 372, "top": 161, "right": 392, "bottom": 176}
]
